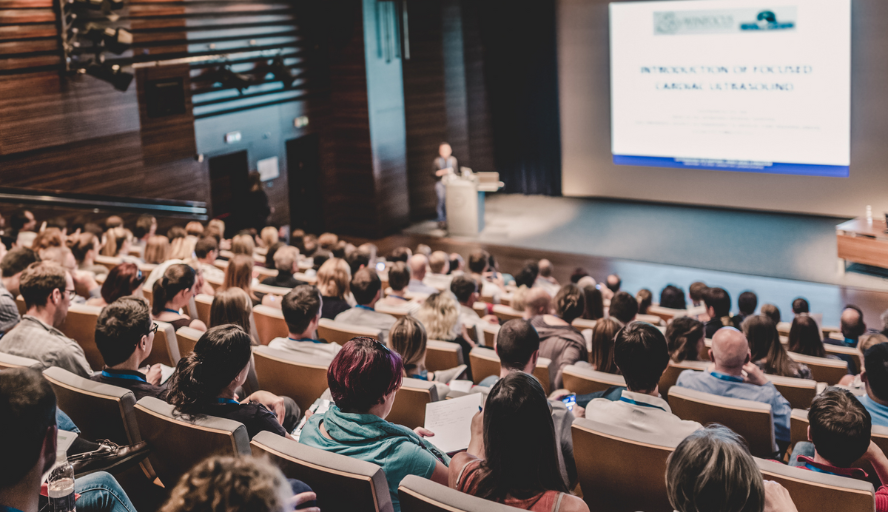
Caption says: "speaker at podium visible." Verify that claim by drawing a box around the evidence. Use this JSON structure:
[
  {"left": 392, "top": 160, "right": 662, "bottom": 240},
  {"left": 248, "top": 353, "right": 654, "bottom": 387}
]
[{"left": 444, "top": 169, "right": 503, "bottom": 236}]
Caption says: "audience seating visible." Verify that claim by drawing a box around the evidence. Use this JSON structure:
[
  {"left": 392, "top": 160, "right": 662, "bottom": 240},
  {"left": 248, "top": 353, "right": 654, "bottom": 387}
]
[
  {"left": 571, "top": 318, "right": 597, "bottom": 330},
  {"left": 467, "top": 347, "right": 551, "bottom": 395},
  {"left": 59, "top": 303, "right": 104, "bottom": 371},
  {"left": 398, "top": 475, "right": 522, "bottom": 512},
  {"left": 194, "top": 293, "right": 213, "bottom": 326},
  {"left": 175, "top": 326, "right": 204, "bottom": 359},
  {"left": 822, "top": 343, "right": 864, "bottom": 374},
  {"left": 424, "top": 340, "right": 463, "bottom": 373},
  {"left": 767, "top": 374, "right": 817, "bottom": 410},
  {"left": 756, "top": 457, "right": 875, "bottom": 512},
  {"left": 256, "top": 266, "right": 277, "bottom": 280},
  {"left": 254, "top": 283, "right": 292, "bottom": 298},
  {"left": 374, "top": 303, "right": 410, "bottom": 320},
  {"left": 0, "top": 352, "right": 41, "bottom": 370},
  {"left": 15, "top": 295, "right": 25, "bottom": 316},
  {"left": 387, "top": 379, "right": 440, "bottom": 431},
  {"left": 647, "top": 304, "right": 687, "bottom": 323},
  {"left": 472, "top": 301, "right": 488, "bottom": 316},
  {"left": 668, "top": 386, "right": 775, "bottom": 458},
  {"left": 253, "top": 304, "right": 289, "bottom": 345},
  {"left": 94, "top": 255, "right": 123, "bottom": 271},
  {"left": 134, "top": 396, "right": 251, "bottom": 487},
  {"left": 205, "top": 275, "right": 224, "bottom": 291},
  {"left": 562, "top": 365, "right": 627, "bottom": 395},
  {"left": 250, "top": 432, "right": 394, "bottom": 512},
  {"left": 787, "top": 352, "right": 848, "bottom": 385},
  {"left": 658, "top": 360, "right": 709, "bottom": 402},
  {"left": 480, "top": 323, "right": 499, "bottom": 347},
  {"left": 491, "top": 304, "right": 523, "bottom": 323},
  {"left": 143, "top": 321, "right": 181, "bottom": 367},
  {"left": 571, "top": 418, "right": 679, "bottom": 512},
  {"left": 635, "top": 313, "right": 666, "bottom": 326},
  {"left": 252, "top": 346, "right": 331, "bottom": 413},
  {"left": 318, "top": 318, "right": 381, "bottom": 345},
  {"left": 142, "top": 287, "right": 152, "bottom": 306}
]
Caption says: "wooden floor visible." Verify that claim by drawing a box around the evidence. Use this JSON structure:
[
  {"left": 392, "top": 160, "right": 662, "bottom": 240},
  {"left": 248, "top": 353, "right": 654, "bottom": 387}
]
[{"left": 352, "top": 232, "right": 888, "bottom": 328}]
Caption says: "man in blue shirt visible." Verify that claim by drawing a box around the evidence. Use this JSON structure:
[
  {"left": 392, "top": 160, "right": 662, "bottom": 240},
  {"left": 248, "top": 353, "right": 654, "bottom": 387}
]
[
  {"left": 858, "top": 343, "right": 888, "bottom": 427},
  {"left": 676, "top": 327, "right": 792, "bottom": 448}
]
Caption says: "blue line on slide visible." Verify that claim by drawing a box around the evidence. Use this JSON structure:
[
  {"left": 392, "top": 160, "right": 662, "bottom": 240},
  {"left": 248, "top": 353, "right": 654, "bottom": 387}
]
[{"left": 612, "top": 155, "right": 849, "bottom": 177}]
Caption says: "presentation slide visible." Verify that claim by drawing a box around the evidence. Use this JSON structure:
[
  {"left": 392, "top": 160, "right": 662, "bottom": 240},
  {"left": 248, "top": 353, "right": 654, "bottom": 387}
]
[{"left": 609, "top": 0, "right": 851, "bottom": 177}]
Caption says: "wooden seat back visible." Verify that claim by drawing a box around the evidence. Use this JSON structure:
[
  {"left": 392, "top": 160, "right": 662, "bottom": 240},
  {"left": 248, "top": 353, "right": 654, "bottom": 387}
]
[
  {"left": 788, "top": 352, "right": 848, "bottom": 385},
  {"left": 318, "top": 318, "right": 381, "bottom": 345},
  {"left": 59, "top": 303, "right": 104, "bottom": 371},
  {"left": 253, "top": 304, "right": 289, "bottom": 345},
  {"left": 659, "top": 360, "right": 708, "bottom": 402},
  {"left": 252, "top": 346, "right": 331, "bottom": 412},
  {"left": 562, "top": 365, "right": 626, "bottom": 395}
]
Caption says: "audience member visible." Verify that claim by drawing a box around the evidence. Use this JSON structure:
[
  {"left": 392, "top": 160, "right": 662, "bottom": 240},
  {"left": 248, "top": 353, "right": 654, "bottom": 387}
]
[
  {"left": 132, "top": 214, "right": 156, "bottom": 248},
  {"left": 703, "top": 287, "right": 732, "bottom": 338},
  {"left": 317, "top": 258, "right": 352, "bottom": 320},
  {"left": 144, "top": 235, "right": 171, "bottom": 264},
  {"left": 665, "top": 316, "right": 705, "bottom": 362},
  {"left": 569, "top": 268, "right": 589, "bottom": 284},
  {"left": 449, "top": 252, "right": 465, "bottom": 275},
  {"left": 467, "top": 249, "right": 504, "bottom": 303},
  {"left": 264, "top": 241, "right": 284, "bottom": 270},
  {"left": 732, "top": 291, "right": 758, "bottom": 328},
  {"left": 70, "top": 233, "right": 107, "bottom": 276},
  {"left": 788, "top": 388, "right": 888, "bottom": 511},
  {"left": 347, "top": 244, "right": 374, "bottom": 276},
  {"left": 787, "top": 315, "right": 828, "bottom": 358},
  {"left": 589, "top": 318, "right": 622, "bottom": 374},
  {"left": 608, "top": 291, "right": 637, "bottom": 325},
  {"left": 761, "top": 303, "right": 782, "bottom": 325},
  {"left": 416, "top": 244, "right": 432, "bottom": 257},
  {"left": 101, "top": 227, "right": 137, "bottom": 263},
  {"left": 514, "top": 261, "right": 539, "bottom": 289},
  {"left": 170, "top": 231, "right": 198, "bottom": 261},
  {"left": 194, "top": 236, "right": 224, "bottom": 282},
  {"left": 580, "top": 285, "right": 604, "bottom": 320},
  {"left": 862, "top": 333, "right": 888, "bottom": 353},
  {"left": 318, "top": 232, "right": 338, "bottom": 251},
  {"left": 0, "top": 247, "right": 39, "bottom": 335},
  {"left": 792, "top": 297, "right": 810, "bottom": 316},
  {"left": 450, "top": 372, "right": 589, "bottom": 512},
  {"left": 603, "top": 274, "right": 621, "bottom": 299},
  {"left": 92, "top": 296, "right": 167, "bottom": 400},
  {"left": 522, "top": 288, "right": 552, "bottom": 319},
  {"left": 389, "top": 316, "right": 464, "bottom": 397},
  {"left": 42, "top": 245, "right": 101, "bottom": 300},
  {"left": 259, "top": 225, "right": 278, "bottom": 249},
  {"left": 151, "top": 263, "right": 207, "bottom": 332},
  {"left": 0, "top": 262, "right": 91, "bottom": 377},
  {"left": 388, "top": 246, "right": 412, "bottom": 263},
  {"left": 676, "top": 327, "right": 791, "bottom": 450},
  {"left": 299, "top": 337, "right": 449, "bottom": 512},
  {"left": 377, "top": 261, "right": 420, "bottom": 313},
  {"left": 534, "top": 259, "right": 560, "bottom": 296},
  {"left": 105, "top": 216, "right": 124, "bottom": 230},
  {"left": 451, "top": 275, "right": 497, "bottom": 338},
  {"left": 307, "top": 249, "right": 330, "bottom": 277},
  {"left": 208, "top": 287, "right": 255, "bottom": 343},
  {"left": 169, "top": 325, "right": 299, "bottom": 438},
  {"left": 743, "top": 315, "right": 810, "bottom": 379},
  {"left": 10, "top": 210, "right": 37, "bottom": 247},
  {"left": 334, "top": 268, "right": 396, "bottom": 343},
  {"left": 231, "top": 233, "right": 255, "bottom": 256},
  {"left": 414, "top": 291, "right": 473, "bottom": 356},
  {"left": 585, "top": 322, "right": 701, "bottom": 440},
  {"left": 0, "top": 368, "right": 140, "bottom": 512},
  {"left": 666, "top": 426, "right": 798, "bottom": 512},
  {"left": 31, "top": 227, "right": 64, "bottom": 255},
  {"left": 858, "top": 343, "right": 888, "bottom": 427},
  {"left": 269, "top": 285, "right": 341, "bottom": 358},
  {"left": 533, "top": 284, "right": 588, "bottom": 390},
  {"left": 159, "top": 455, "right": 318, "bottom": 512},
  {"left": 87, "top": 262, "right": 145, "bottom": 307},
  {"left": 835, "top": 305, "right": 867, "bottom": 348},
  {"left": 407, "top": 254, "right": 438, "bottom": 295},
  {"left": 688, "top": 281, "right": 707, "bottom": 308},
  {"left": 635, "top": 288, "right": 653, "bottom": 314},
  {"left": 659, "top": 284, "right": 687, "bottom": 310},
  {"left": 263, "top": 245, "right": 301, "bottom": 288},
  {"left": 423, "top": 251, "right": 452, "bottom": 290},
  {"left": 222, "top": 254, "right": 261, "bottom": 306}
]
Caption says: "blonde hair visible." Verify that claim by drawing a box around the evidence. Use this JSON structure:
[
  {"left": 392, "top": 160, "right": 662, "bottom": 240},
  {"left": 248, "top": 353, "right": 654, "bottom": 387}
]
[
  {"left": 206, "top": 220, "right": 225, "bottom": 241},
  {"left": 590, "top": 317, "right": 622, "bottom": 374},
  {"left": 318, "top": 233, "right": 339, "bottom": 250},
  {"left": 223, "top": 254, "right": 257, "bottom": 301},
  {"left": 260, "top": 226, "right": 278, "bottom": 249},
  {"left": 101, "top": 227, "right": 132, "bottom": 257},
  {"left": 390, "top": 316, "right": 427, "bottom": 372},
  {"left": 160, "top": 455, "right": 292, "bottom": 512},
  {"left": 414, "top": 292, "right": 460, "bottom": 341},
  {"left": 210, "top": 287, "right": 254, "bottom": 343},
  {"left": 232, "top": 234, "right": 255, "bottom": 256},
  {"left": 185, "top": 222, "right": 204, "bottom": 237},
  {"left": 860, "top": 333, "right": 888, "bottom": 353},
  {"left": 170, "top": 235, "right": 197, "bottom": 261},
  {"left": 144, "top": 235, "right": 171, "bottom": 264},
  {"left": 32, "top": 227, "right": 64, "bottom": 253},
  {"left": 273, "top": 246, "right": 299, "bottom": 272},
  {"left": 317, "top": 258, "right": 350, "bottom": 299},
  {"left": 428, "top": 251, "right": 449, "bottom": 274}
]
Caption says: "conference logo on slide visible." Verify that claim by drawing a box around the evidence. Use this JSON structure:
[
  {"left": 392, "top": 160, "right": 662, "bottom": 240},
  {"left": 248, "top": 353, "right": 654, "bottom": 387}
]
[{"left": 654, "top": 8, "right": 796, "bottom": 35}]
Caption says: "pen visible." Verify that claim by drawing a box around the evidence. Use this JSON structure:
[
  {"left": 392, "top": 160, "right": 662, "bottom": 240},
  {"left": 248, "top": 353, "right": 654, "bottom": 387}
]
[{"left": 478, "top": 406, "right": 482, "bottom": 412}]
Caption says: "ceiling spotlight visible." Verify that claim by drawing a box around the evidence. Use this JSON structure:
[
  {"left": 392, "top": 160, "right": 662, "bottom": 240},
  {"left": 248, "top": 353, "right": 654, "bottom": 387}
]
[
  {"left": 86, "top": 60, "right": 133, "bottom": 91},
  {"left": 268, "top": 56, "right": 296, "bottom": 88},
  {"left": 81, "top": 24, "right": 132, "bottom": 54}
]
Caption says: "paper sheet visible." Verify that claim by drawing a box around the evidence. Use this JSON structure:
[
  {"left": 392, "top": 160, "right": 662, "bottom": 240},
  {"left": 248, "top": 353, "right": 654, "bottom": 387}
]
[
  {"left": 424, "top": 393, "right": 482, "bottom": 454},
  {"left": 448, "top": 380, "right": 473, "bottom": 394},
  {"left": 293, "top": 399, "right": 331, "bottom": 440},
  {"left": 159, "top": 364, "right": 176, "bottom": 384}
]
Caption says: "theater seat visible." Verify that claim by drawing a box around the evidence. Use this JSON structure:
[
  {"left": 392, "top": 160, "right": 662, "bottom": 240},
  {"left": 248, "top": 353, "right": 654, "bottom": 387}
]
[
  {"left": 492, "top": 304, "right": 523, "bottom": 323},
  {"left": 659, "top": 360, "right": 708, "bottom": 402},
  {"left": 636, "top": 313, "right": 666, "bottom": 326},
  {"left": 134, "top": 396, "right": 251, "bottom": 487},
  {"left": 756, "top": 457, "right": 875, "bottom": 512},
  {"left": 194, "top": 293, "right": 213, "bottom": 326},
  {"left": 143, "top": 321, "right": 181, "bottom": 367},
  {"left": 374, "top": 303, "right": 410, "bottom": 320},
  {"left": 398, "top": 475, "right": 520, "bottom": 512},
  {"left": 571, "top": 318, "right": 597, "bottom": 330},
  {"left": 668, "top": 386, "right": 775, "bottom": 458},
  {"left": 318, "top": 318, "right": 382, "bottom": 345},
  {"left": 142, "top": 288, "right": 153, "bottom": 307},
  {"left": 562, "top": 365, "right": 626, "bottom": 395},
  {"left": 15, "top": 295, "right": 26, "bottom": 316},
  {"left": 822, "top": 343, "right": 863, "bottom": 375},
  {"left": 59, "top": 303, "right": 104, "bottom": 371},
  {"left": 787, "top": 352, "right": 848, "bottom": 385},
  {"left": 254, "top": 283, "right": 292, "bottom": 298},
  {"left": 424, "top": 340, "right": 463, "bottom": 373},
  {"left": 467, "top": 347, "right": 551, "bottom": 395},
  {"left": 387, "top": 379, "right": 440, "bottom": 431},
  {"left": 175, "top": 326, "right": 204, "bottom": 359},
  {"left": 647, "top": 304, "right": 687, "bottom": 323},
  {"left": 253, "top": 304, "right": 289, "bottom": 345},
  {"left": 94, "top": 255, "right": 122, "bottom": 271},
  {"left": 251, "top": 431, "right": 394, "bottom": 512},
  {"left": 0, "top": 352, "right": 41, "bottom": 370},
  {"left": 252, "top": 346, "right": 331, "bottom": 413},
  {"left": 767, "top": 374, "right": 817, "bottom": 410},
  {"left": 481, "top": 323, "right": 500, "bottom": 347},
  {"left": 571, "top": 418, "right": 679, "bottom": 512}
]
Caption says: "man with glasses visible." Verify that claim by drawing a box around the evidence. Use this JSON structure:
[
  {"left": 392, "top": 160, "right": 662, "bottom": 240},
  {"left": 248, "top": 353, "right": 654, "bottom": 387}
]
[
  {"left": 92, "top": 296, "right": 169, "bottom": 400},
  {"left": 0, "top": 261, "right": 91, "bottom": 377}
]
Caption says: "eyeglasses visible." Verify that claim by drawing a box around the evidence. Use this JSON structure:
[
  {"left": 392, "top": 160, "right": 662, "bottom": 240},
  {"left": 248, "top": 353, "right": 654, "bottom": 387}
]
[
  {"left": 147, "top": 323, "right": 158, "bottom": 336},
  {"left": 373, "top": 338, "right": 391, "bottom": 354},
  {"left": 64, "top": 289, "right": 76, "bottom": 300}
]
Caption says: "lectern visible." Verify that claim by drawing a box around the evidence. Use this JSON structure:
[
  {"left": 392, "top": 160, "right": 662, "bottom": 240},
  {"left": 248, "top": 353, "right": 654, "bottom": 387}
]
[{"left": 445, "top": 171, "right": 503, "bottom": 236}]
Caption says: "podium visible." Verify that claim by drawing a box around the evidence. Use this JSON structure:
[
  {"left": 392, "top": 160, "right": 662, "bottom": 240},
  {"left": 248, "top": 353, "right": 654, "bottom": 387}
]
[{"left": 445, "top": 171, "right": 503, "bottom": 236}]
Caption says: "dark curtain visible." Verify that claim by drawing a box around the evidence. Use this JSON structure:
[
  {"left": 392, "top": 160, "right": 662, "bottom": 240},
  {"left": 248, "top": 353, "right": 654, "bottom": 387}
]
[{"left": 475, "top": 0, "right": 562, "bottom": 196}]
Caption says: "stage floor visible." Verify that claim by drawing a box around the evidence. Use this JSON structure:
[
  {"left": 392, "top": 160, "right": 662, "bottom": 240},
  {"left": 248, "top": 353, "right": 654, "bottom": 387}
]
[{"left": 398, "top": 194, "right": 888, "bottom": 326}]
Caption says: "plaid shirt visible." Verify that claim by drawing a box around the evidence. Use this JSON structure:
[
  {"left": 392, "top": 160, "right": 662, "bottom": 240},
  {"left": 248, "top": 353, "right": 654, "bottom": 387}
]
[{"left": 0, "top": 315, "right": 92, "bottom": 377}]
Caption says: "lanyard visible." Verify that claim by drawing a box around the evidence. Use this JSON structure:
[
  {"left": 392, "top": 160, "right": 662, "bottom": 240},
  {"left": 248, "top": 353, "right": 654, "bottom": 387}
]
[
  {"left": 289, "top": 337, "right": 324, "bottom": 344},
  {"left": 101, "top": 370, "right": 147, "bottom": 383},
  {"left": 409, "top": 369, "right": 429, "bottom": 381},
  {"left": 355, "top": 305, "right": 375, "bottom": 312},
  {"left": 163, "top": 308, "right": 180, "bottom": 314},
  {"left": 216, "top": 398, "right": 239, "bottom": 405},
  {"left": 710, "top": 372, "right": 744, "bottom": 383},
  {"left": 619, "top": 396, "right": 666, "bottom": 412},
  {"left": 389, "top": 295, "right": 409, "bottom": 301}
]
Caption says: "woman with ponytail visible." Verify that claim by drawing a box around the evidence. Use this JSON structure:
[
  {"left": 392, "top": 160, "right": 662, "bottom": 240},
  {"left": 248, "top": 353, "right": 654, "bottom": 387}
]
[
  {"left": 151, "top": 263, "right": 207, "bottom": 332},
  {"left": 167, "top": 324, "right": 300, "bottom": 439}
]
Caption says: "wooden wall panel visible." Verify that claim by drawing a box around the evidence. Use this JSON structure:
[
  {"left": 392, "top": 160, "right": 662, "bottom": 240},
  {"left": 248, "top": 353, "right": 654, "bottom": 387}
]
[{"left": 135, "top": 63, "right": 196, "bottom": 164}]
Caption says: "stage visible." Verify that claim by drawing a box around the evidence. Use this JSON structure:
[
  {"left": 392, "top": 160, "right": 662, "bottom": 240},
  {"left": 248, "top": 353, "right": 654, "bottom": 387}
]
[{"left": 393, "top": 194, "right": 888, "bottom": 327}]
